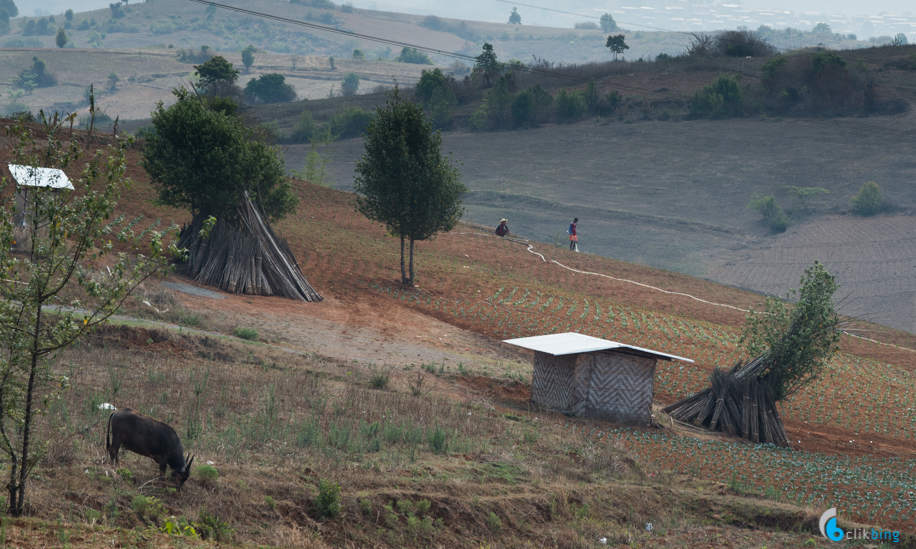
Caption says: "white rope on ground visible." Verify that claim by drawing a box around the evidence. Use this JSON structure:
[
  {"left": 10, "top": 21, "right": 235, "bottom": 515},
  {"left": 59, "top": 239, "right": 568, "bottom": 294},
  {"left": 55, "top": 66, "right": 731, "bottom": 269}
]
[{"left": 452, "top": 230, "right": 916, "bottom": 354}]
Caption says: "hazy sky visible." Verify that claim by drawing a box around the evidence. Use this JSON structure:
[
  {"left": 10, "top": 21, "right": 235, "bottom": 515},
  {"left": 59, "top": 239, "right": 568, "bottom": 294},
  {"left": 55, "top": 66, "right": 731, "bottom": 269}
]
[{"left": 17, "top": 0, "right": 915, "bottom": 25}]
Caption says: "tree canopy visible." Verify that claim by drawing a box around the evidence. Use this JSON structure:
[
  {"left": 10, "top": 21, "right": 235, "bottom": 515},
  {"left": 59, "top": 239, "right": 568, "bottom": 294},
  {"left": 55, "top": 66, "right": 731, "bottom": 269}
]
[
  {"left": 739, "top": 261, "right": 840, "bottom": 401},
  {"left": 606, "top": 34, "right": 629, "bottom": 59},
  {"left": 600, "top": 13, "right": 618, "bottom": 32},
  {"left": 0, "top": 0, "right": 17, "bottom": 18},
  {"left": 194, "top": 55, "right": 239, "bottom": 87},
  {"left": 244, "top": 73, "right": 296, "bottom": 104},
  {"left": 474, "top": 43, "right": 500, "bottom": 86},
  {"left": 508, "top": 7, "right": 521, "bottom": 25},
  {"left": 241, "top": 45, "right": 255, "bottom": 71},
  {"left": 141, "top": 88, "right": 297, "bottom": 223},
  {"left": 354, "top": 88, "right": 465, "bottom": 285}
]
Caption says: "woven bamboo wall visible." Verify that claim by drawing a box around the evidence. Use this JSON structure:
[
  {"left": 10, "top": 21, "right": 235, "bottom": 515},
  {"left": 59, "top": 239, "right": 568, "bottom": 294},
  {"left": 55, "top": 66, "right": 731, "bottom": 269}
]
[
  {"left": 584, "top": 352, "right": 655, "bottom": 425},
  {"left": 530, "top": 352, "right": 577, "bottom": 412}
]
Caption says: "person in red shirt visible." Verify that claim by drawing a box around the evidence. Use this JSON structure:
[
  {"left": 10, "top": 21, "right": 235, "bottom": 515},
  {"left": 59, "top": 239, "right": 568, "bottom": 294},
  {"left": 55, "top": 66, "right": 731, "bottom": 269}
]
[{"left": 568, "top": 217, "right": 578, "bottom": 251}]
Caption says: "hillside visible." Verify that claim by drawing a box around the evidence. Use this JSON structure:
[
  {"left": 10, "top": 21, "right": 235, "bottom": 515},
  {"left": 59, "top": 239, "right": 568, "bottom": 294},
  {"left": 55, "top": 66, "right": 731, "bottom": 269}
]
[{"left": 2, "top": 121, "right": 916, "bottom": 546}]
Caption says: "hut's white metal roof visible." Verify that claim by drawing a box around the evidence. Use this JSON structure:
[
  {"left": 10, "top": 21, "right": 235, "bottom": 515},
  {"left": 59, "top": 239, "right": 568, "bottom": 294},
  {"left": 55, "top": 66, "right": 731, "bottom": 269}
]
[
  {"left": 7, "top": 164, "right": 74, "bottom": 190},
  {"left": 503, "top": 332, "right": 693, "bottom": 362}
]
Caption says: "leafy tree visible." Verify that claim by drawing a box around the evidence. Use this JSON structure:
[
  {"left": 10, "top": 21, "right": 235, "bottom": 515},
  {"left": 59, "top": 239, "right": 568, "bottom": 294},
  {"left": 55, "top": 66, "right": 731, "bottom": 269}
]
[
  {"left": 474, "top": 42, "right": 500, "bottom": 86},
  {"left": 811, "top": 22, "right": 832, "bottom": 34},
  {"left": 892, "top": 33, "right": 908, "bottom": 46},
  {"left": 55, "top": 28, "right": 67, "bottom": 48},
  {"left": 690, "top": 74, "right": 744, "bottom": 119},
  {"left": 508, "top": 7, "right": 521, "bottom": 25},
  {"left": 142, "top": 88, "right": 297, "bottom": 222},
  {"left": 65, "top": 8, "right": 73, "bottom": 20},
  {"left": 16, "top": 57, "right": 57, "bottom": 90},
  {"left": 354, "top": 88, "right": 465, "bottom": 285},
  {"left": 109, "top": 1, "right": 124, "bottom": 18},
  {"left": 341, "top": 72, "right": 359, "bottom": 96},
  {"left": 600, "top": 13, "right": 618, "bottom": 33},
  {"left": 352, "top": 48, "right": 365, "bottom": 60},
  {"left": 241, "top": 45, "right": 255, "bottom": 72},
  {"left": 106, "top": 72, "right": 119, "bottom": 91},
  {"left": 739, "top": 261, "right": 840, "bottom": 401},
  {"left": 428, "top": 83, "right": 457, "bottom": 127},
  {"left": 194, "top": 55, "right": 239, "bottom": 87},
  {"left": 0, "top": 0, "right": 17, "bottom": 18},
  {"left": 0, "top": 115, "right": 180, "bottom": 517},
  {"left": 397, "top": 47, "right": 433, "bottom": 65},
  {"left": 605, "top": 34, "right": 629, "bottom": 60},
  {"left": 415, "top": 68, "right": 447, "bottom": 104},
  {"left": 244, "top": 73, "right": 297, "bottom": 104},
  {"left": 850, "top": 181, "right": 885, "bottom": 216}
]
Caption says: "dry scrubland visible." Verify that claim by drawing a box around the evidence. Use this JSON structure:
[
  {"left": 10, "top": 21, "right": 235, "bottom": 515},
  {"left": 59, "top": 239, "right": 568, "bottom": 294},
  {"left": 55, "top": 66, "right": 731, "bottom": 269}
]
[{"left": 2, "top": 126, "right": 916, "bottom": 546}]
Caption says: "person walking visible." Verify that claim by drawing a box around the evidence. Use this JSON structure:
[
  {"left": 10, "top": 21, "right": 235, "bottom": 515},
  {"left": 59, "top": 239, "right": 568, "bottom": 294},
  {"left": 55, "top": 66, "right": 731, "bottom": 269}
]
[
  {"left": 495, "top": 218, "right": 510, "bottom": 237},
  {"left": 568, "top": 217, "right": 578, "bottom": 251}
]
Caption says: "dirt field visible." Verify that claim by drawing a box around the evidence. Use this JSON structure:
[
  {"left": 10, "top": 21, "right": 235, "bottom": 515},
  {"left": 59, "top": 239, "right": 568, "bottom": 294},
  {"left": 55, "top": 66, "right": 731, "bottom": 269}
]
[{"left": 312, "top": 108, "right": 916, "bottom": 331}]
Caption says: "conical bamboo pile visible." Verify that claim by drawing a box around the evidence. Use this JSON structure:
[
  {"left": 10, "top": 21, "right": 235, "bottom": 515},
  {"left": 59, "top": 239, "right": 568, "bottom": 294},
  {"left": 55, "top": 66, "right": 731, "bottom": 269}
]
[
  {"left": 177, "top": 194, "right": 322, "bottom": 302},
  {"left": 662, "top": 356, "right": 789, "bottom": 446}
]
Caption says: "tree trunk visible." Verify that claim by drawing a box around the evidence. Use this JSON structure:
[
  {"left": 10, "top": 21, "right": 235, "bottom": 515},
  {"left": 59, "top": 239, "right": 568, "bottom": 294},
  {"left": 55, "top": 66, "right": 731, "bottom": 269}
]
[
  {"left": 12, "top": 307, "right": 41, "bottom": 517},
  {"left": 399, "top": 234, "right": 407, "bottom": 284},
  {"left": 408, "top": 238, "right": 415, "bottom": 286}
]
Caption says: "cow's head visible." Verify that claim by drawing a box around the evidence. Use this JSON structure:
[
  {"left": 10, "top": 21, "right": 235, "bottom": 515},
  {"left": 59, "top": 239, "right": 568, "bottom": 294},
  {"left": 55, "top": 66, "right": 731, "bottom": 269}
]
[{"left": 173, "top": 453, "right": 194, "bottom": 489}]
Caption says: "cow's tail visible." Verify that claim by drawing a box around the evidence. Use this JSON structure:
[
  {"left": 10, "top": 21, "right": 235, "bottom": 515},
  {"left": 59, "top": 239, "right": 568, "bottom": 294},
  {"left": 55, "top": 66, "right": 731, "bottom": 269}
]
[{"left": 105, "top": 411, "right": 114, "bottom": 451}]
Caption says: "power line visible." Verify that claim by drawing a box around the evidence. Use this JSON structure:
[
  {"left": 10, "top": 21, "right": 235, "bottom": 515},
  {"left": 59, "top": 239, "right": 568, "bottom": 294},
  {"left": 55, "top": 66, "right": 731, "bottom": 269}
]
[{"left": 188, "top": 0, "right": 915, "bottom": 141}]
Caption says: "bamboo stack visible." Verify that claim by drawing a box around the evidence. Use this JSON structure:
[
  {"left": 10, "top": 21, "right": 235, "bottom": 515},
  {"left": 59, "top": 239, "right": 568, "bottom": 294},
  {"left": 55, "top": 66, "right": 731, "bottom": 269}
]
[
  {"left": 177, "top": 194, "right": 323, "bottom": 302},
  {"left": 661, "top": 356, "right": 789, "bottom": 446}
]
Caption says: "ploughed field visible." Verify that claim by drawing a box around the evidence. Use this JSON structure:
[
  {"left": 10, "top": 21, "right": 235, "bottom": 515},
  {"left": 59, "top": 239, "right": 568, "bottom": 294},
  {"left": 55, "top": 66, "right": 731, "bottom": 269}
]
[{"left": 316, "top": 109, "right": 916, "bottom": 333}]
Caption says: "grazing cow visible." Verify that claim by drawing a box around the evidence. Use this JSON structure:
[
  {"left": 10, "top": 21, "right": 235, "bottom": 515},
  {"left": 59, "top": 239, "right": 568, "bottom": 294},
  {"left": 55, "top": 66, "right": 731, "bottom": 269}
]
[{"left": 106, "top": 408, "right": 194, "bottom": 488}]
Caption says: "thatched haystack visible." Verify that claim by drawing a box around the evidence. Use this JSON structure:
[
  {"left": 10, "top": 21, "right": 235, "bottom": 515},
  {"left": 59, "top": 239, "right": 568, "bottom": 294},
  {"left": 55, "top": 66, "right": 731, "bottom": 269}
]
[{"left": 177, "top": 194, "right": 322, "bottom": 302}]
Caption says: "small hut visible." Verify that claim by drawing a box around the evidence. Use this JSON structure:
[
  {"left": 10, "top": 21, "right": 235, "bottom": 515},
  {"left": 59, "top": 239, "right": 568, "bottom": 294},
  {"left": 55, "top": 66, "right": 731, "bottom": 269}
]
[
  {"left": 504, "top": 333, "right": 692, "bottom": 426},
  {"left": 6, "top": 163, "right": 74, "bottom": 227}
]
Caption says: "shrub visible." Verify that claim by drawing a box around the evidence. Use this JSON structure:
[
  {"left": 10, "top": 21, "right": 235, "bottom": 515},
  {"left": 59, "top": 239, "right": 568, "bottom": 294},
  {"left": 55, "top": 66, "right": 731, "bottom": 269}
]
[
  {"left": 851, "top": 181, "right": 885, "bottom": 216},
  {"left": 369, "top": 371, "right": 389, "bottom": 389},
  {"left": 427, "top": 426, "right": 449, "bottom": 454},
  {"left": 340, "top": 72, "right": 359, "bottom": 96},
  {"left": 359, "top": 498, "right": 373, "bottom": 516},
  {"left": 196, "top": 509, "right": 233, "bottom": 542},
  {"left": 245, "top": 73, "right": 297, "bottom": 104},
  {"left": 555, "top": 88, "right": 586, "bottom": 122},
  {"left": 265, "top": 495, "right": 276, "bottom": 510},
  {"left": 397, "top": 47, "right": 433, "bottom": 65},
  {"left": 16, "top": 57, "right": 57, "bottom": 90},
  {"left": 195, "top": 464, "right": 218, "bottom": 486},
  {"left": 316, "top": 478, "right": 342, "bottom": 518},
  {"left": 715, "top": 29, "right": 776, "bottom": 57},
  {"left": 428, "top": 83, "right": 458, "bottom": 127},
  {"left": 486, "top": 511, "right": 502, "bottom": 532},
  {"left": 574, "top": 22, "right": 598, "bottom": 30},
  {"left": 233, "top": 326, "right": 258, "bottom": 340},
  {"left": 690, "top": 74, "right": 744, "bottom": 118},
  {"left": 329, "top": 106, "right": 371, "bottom": 138},
  {"left": 748, "top": 195, "right": 788, "bottom": 233}
]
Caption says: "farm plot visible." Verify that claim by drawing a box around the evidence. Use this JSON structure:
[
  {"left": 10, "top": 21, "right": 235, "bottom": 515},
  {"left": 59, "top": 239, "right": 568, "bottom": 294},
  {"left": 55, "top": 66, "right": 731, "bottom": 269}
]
[
  {"left": 362, "top": 282, "right": 916, "bottom": 445},
  {"left": 593, "top": 426, "right": 916, "bottom": 533}
]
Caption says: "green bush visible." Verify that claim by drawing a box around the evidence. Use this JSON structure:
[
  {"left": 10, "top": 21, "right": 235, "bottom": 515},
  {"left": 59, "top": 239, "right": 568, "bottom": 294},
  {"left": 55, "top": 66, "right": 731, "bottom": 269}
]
[
  {"left": 316, "top": 478, "right": 342, "bottom": 518},
  {"left": 748, "top": 195, "right": 788, "bottom": 233},
  {"left": 341, "top": 73, "right": 360, "bottom": 96},
  {"left": 555, "top": 88, "right": 587, "bottom": 122},
  {"left": 397, "top": 47, "right": 433, "bottom": 65},
  {"left": 851, "top": 181, "right": 885, "bottom": 216},
  {"left": 428, "top": 84, "right": 458, "bottom": 127},
  {"left": 245, "top": 73, "right": 297, "bottom": 104},
  {"left": 233, "top": 326, "right": 258, "bottom": 340},
  {"left": 196, "top": 509, "right": 233, "bottom": 542},
  {"left": 291, "top": 110, "right": 318, "bottom": 143},
  {"left": 690, "top": 74, "right": 744, "bottom": 118},
  {"left": 330, "top": 106, "right": 372, "bottom": 138},
  {"left": 486, "top": 511, "right": 502, "bottom": 532},
  {"left": 369, "top": 371, "right": 390, "bottom": 389},
  {"left": 427, "top": 425, "right": 449, "bottom": 454},
  {"left": 415, "top": 68, "right": 447, "bottom": 104},
  {"left": 195, "top": 464, "right": 219, "bottom": 486}
]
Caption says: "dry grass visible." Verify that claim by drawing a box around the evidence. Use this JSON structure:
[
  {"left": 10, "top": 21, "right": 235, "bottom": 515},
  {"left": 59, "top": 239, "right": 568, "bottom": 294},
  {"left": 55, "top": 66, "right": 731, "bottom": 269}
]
[{"left": 10, "top": 324, "right": 845, "bottom": 547}]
